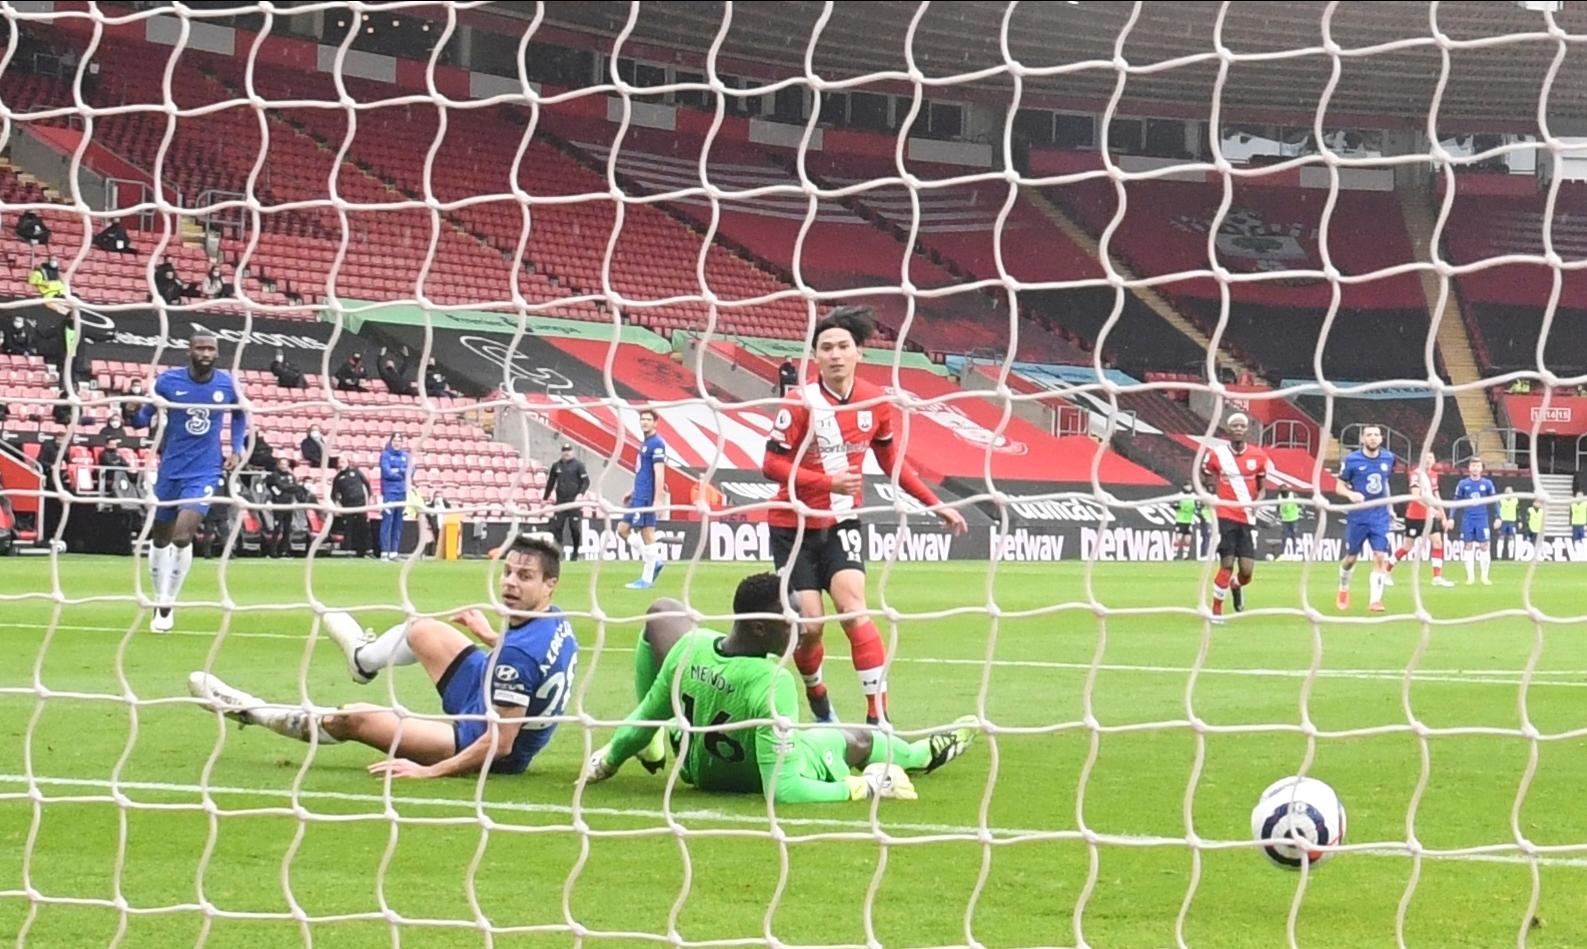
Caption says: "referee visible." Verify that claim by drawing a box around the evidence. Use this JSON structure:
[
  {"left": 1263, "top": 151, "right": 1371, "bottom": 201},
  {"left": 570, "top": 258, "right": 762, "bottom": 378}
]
[{"left": 543, "top": 443, "right": 590, "bottom": 560}]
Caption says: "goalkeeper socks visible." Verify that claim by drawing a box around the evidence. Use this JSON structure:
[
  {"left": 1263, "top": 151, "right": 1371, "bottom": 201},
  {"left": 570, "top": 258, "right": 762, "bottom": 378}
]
[
  {"left": 845, "top": 620, "right": 888, "bottom": 723},
  {"left": 794, "top": 638, "right": 828, "bottom": 703},
  {"left": 633, "top": 628, "right": 662, "bottom": 700},
  {"left": 865, "top": 733, "right": 930, "bottom": 771},
  {"left": 149, "top": 544, "right": 171, "bottom": 605},
  {"left": 355, "top": 622, "right": 417, "bottom": 673},
  {"left": 165, "top": 543, "right": 194, "bottom": 606}
]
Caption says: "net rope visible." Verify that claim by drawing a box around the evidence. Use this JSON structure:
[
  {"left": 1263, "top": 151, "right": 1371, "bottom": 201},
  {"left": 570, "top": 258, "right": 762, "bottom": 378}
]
[{"left": 0, "top": 2, "right": 1583, "bottom": 947}]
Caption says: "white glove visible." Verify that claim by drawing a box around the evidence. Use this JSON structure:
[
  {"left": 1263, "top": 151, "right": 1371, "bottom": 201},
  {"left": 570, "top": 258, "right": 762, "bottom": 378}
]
[
  {"left": 581, "top": 746, "right": 620, "bottom": 785},
  {"left": 846, "top": 763, "right": 918, "bottom": 801}
]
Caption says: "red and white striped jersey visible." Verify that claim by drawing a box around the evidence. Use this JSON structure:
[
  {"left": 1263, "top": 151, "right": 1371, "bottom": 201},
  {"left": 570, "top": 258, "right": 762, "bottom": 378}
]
[
  {"left": 1406, "top": 466, "right": 1440, "bottom": 520},
  {"left": 1201, "top": 442, "right": 1273, "bottom": 525}
]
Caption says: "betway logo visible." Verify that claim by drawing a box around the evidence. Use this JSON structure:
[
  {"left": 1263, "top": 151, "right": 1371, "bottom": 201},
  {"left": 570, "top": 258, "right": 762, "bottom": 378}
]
[{"left": 989, "top": 527, "right": 1067, "bottom": 562}]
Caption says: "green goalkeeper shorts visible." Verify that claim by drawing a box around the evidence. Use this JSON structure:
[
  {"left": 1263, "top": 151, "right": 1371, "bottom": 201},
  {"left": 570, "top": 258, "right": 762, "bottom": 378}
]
[{"left": 793, "top": 728, "right": 850, "bottom": 784}]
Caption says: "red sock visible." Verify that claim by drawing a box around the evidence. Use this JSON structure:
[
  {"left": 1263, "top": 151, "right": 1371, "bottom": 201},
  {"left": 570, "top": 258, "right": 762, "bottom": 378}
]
[
  {"left": 1212, "top": 568, "right": 1232, "bottom": 615},
  {"left": 794, "top": 638, "right": 827, "bottom": 701},
  {"left": 845, "top": 619, "right": 888, "bottom": 721},
  {"left": 1392, "top": 546, "right": 1410, "bottom": 565}
]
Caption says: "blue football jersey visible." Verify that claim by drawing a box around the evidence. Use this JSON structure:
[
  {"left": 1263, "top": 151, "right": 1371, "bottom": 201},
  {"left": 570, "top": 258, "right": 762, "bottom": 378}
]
[
  {"left": 132, "top": 367, "right": 246, "bottom": 481},
  {"left": 485, "top": 609, "right": 579, "bottom": 763},
  {"left": 1338, "top": 449, "right": 1395, "bottom": 523},
  {"left": 631, "top": 433, "right": 667, "bottom": 505},
  {"left": 1454, "top": 476, "right": 1498, "bottom": 524}
]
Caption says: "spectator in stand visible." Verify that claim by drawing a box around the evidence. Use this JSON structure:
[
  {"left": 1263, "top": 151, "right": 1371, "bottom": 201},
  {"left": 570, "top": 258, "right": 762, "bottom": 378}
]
[
  {"left": 1508, "top": 378, "right": 1532, "bottom": 395},
  {"left": 778, "top": 358, "right": 798, "bottom": 397},
  {"left": 378, "top": 347, "right": 417, "bottom": 397},
  {"left": 300, "top": 423, "right": 326, "bottom": 468},
  {"left": 98, "top": 438, "right": 131, "bottom": 494},
  {"left": 37, "top": 431, "right": 68, "bottom": 490},
  {"left": 247, "top": 430, "right": 274, "bottom": 471},
  {"left": 331, "top": 457, "right": 374, "bottom": 558},
  {"left": 29, "top": 254, "right": 65, "bottom": 300},
  {"left": 264, "top": 457, "right": 300, "bottom": 558},
  {"left": 422, "top": 357, "right": 456, "bottom": 398},
  {"left": 2, "top": 314, "right": 35, "bottom": 356},
  {"left": 14, "top": 210, "right": 49, "bottom": 246},
  {"left": 270, "top": 350, "right": 305, "bottom": 389},
  {"left": 377, "top": 433, "right": 412, "bottom": 560},
  {"left": 334, "top": 352, "right": 369, "bottom": 391},
  {"left": 543, "top": 443, "right": 589, "bottom": 560},
  {"left": 154, "top": 259, "right": 187, "bottom": 305},
  {"left": 95, "top": 404, "right": 128, "bottom": 447},
  {"left": 201, "top": 264, "right": 232, "bottom": 299},
  {"left": 92, "top": 219, "right": 134, "bottom": 254}
]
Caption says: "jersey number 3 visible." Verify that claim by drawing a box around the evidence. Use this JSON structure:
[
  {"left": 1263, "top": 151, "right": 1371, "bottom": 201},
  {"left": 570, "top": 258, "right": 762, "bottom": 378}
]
[{"left": 1364, "top": 473, "right": 1384, "bottom": 496}]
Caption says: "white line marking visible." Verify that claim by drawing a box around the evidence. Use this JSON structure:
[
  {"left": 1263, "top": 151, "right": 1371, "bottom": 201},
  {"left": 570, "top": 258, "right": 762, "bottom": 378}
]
[
  {"left": 2, "top": 774, "right": 1585, "bottom": 868},
  {"left": 1, "top": 623, "right": 1585, "bottom": 688}
]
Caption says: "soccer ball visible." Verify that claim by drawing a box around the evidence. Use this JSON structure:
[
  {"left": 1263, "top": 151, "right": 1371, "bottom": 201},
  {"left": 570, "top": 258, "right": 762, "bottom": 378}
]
[{"left": 1250, "top": 776, "right": 1346, "bottom": 869}]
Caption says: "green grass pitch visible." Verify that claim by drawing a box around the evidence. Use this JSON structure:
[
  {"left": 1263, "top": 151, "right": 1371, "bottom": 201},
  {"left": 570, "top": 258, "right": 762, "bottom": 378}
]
[{"left": 4, "top": 554, "right": 1587, "bottom": 947}]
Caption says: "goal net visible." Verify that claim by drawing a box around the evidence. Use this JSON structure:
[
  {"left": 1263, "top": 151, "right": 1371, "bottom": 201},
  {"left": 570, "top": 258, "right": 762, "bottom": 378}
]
[{"left": 3, "top": 2, "right": 1586, "bottom": 946}]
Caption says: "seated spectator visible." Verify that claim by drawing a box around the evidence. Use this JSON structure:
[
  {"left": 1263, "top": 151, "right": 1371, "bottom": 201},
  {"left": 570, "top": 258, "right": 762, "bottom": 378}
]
[
  {"left": 29, "top": 255, "right": 65, "bottom": 300},
  {"left": 95, "top": 405, "right": 128, "bottom": 446},
  {"left": 270, "top": 350, "right": 305, "bottom": 389},
  {"left": 99, "top": 439, "right": 130, "bottom": 493},
  {"left": 92, "top": 219, "right": 134, "bottom": 254},
  {"left": 2, "top": 315, "right": 35, "bottom": 356},
  {"left": 1508, "top": 378, "right": 1532, "bottom": 395},
  {"left": 201, "top": 265, "right": 231, "bottom": 299},
  {"left": 333, "top": 352, "right": 368, "bottom": 391},
  {"left": 154, "top": 259, "right": 183, "bottom": 305},
  {"left": 378, "top": 347, "right": 417, "bottom": 397},
  {"left": 14, "top": 210, "right": 49, "bottom": 245},
  {"left": 422, "top": 357, "right": 456, "bottom": 398},
  {"left": 300, "top": 424, "right": 326, "bottom": 467},
  {"left": 247, "top": 430, "right": 274, "bottom": 471}
]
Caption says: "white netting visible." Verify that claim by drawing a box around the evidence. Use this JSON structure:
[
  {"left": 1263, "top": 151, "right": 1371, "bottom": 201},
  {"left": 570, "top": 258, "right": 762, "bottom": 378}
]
[{"left": 3, "top": 2, "right": 1587, "bottom": 946}]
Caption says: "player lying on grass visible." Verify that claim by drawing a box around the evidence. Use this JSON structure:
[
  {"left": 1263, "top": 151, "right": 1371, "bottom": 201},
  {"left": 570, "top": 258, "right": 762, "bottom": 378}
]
[
  {"left": 581, "top": 573, "right": 978, "bottom": 803},
  {"left": 187, "top": 535, "right": 578, "bottom": 779}
]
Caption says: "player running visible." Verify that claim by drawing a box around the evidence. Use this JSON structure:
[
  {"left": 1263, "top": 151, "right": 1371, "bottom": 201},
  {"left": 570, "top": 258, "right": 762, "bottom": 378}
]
[
  {"left": 187, "top": 535, "right": 578, "bottom": 778},
  {"left": 1453, "top": 459, "right": 1498, "bottom": 585},
  {"left": 1335, "top": 425, "right": 1397, "bottom": 612},
  {"left": 761, "top": 306, "right": 967, "bottom": 725},
  {"left": 1387, "top": 452, "right": 1455, "bottom": 587},
  {"left": 1200, "top": 413, "right": 1272, "bottom": 619},
  {"left": 616, "top": 408, "right": 668, "bottom": 590},
  {"left": 582, "top": 574, "right": 978, "bottom": 803},
  {"left": 128, "top": 331, "right": 246, "bottom": 633}
]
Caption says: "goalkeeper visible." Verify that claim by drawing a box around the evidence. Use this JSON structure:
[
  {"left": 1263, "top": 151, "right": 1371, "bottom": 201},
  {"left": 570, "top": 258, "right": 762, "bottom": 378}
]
[{"left": 583, "top": 574, "right": 977, "bottom": 802}]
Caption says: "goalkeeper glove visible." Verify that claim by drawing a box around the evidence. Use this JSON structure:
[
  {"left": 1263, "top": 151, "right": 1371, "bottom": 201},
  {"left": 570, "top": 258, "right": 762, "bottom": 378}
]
[
  {"left": 582, "top": 746, "right": 620, "bottom": 785},
  {"left": 845, "top": 763, "right": 919, "bottom": 801}
]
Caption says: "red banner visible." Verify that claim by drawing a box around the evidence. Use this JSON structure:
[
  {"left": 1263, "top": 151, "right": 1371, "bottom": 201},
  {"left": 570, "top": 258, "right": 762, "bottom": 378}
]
[{"left": 1501, "top": 395, "right": 1587, "bottom": 435}]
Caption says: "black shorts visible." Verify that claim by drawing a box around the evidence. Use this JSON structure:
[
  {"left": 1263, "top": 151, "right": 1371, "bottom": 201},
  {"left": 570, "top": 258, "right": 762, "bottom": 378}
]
[
  {"left": 1216, "top": 519, "right": 1257, "bottom": 560},
  {"left": 769, "top": 520, "right": 866, "bottom": 592},
  {"left": 1175, "top": 523, "right": 1194, "bottom": 536},
  {"left": 1403, "top": 517, "right": 1443, "bottom": 540}
]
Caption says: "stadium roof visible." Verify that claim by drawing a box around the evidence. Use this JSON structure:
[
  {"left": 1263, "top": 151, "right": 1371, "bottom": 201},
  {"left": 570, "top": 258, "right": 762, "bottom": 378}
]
[{"left": 527, "top": 1, "right": 1587, "bottom": 129}]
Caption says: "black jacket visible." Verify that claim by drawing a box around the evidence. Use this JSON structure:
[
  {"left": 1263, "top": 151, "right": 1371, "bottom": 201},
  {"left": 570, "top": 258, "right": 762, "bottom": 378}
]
[
  {"left": 334, "top": 359, "right": 368, "bottom": 391},
  {"left": 379, "top": 358, "right": 416, "bottom": 397},
  {"left": 424, "top": 367, "right": 453, "bottom": 397},
  {"left": 543, "top": 457, "right": 590, "bottom": 503},
  {"left": 332, "top": 467, "right": 370, "bottom": 506},
  {"left": 266, "top": 469, "right": 300, "bottom": 504},
  {"left": 271, "top": 357, "right": 305, "bottom": 389},
  {"left": 300, "top": 434, "right": 325, "bottom": 467}
]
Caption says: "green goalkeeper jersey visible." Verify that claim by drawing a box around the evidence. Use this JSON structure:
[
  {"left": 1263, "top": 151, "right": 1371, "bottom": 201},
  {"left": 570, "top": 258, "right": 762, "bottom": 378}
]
[{"left": 608, "top": 629, "right": 849, "bottom": 804}]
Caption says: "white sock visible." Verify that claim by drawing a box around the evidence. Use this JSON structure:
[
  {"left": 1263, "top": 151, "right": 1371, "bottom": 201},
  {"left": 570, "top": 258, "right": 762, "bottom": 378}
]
[
  {"left": 1338, "top": 565, "right": 1352, "bottom": 591},
  {"left": 642, "top": 542, "right": 665, "bottom": 582},
  {"left": 1369, "top": 569, "right": 1385, "bottom": 605},
  {"left": 354, "top": 622, "right": 417, "bottom": 674},
  {"left": 150, "top": 544, "right": 171, "bottom": 606},
  {"left": 1465, "top": 547, "right": 1476, "bottom": 582},
  {"left": 164, "top": 544, "right": 194, "bottom": 606},
  {"left": 1479, "top": 547, "right": 1492, "bottom": 580},
  {"left": 626, "top": 532, "right": 643, "bottom": 559}
]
